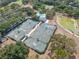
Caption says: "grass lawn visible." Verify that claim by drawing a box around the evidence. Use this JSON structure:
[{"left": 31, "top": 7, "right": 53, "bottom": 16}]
[
  {"left": 76, "top": 19, "right": 79, "bottom": 28},
  {"left": 75, "top": 0, "right": 79, "bottom": 2},
  {"left": 9, "top": 0, "right": 22, "bottom": 5},
  {"left": 16, "top": 0, "right": 22, "bottom": 5},
  {"left": 76, "top": 19, "right": 79, "bottom": 35},
  {"left": 59, "top": 16, "right": 75, "bottom": 32}
]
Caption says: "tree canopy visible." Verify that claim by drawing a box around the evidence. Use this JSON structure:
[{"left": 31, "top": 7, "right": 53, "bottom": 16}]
[
  {"left": 22, "top": 0, "right": 29, "bottom": 5},
  {"left": 0, "top": 0, "right": 16, "bottom": 7},
  {"left": 50, "top": 34, "right": 76, "bottom": 59},
  {"left": 46, "top": 9, "right": 55, "bottom": 20},
  {"left": 32, "top": 0, "right": 79, "bottom": 18},
  {"left": 0, "top": 42, "right": 29, "bottom": 59}
]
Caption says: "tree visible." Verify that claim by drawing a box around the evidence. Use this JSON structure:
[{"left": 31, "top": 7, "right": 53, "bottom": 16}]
[
  {"left": 0, "top": 42, "right": 29, "bottom": 59},
  {"left": 22, "top": 0, "right": 29, "bottom": 5},
  {"left": 10, "top": 3, "right": 20, "bottom": 10},
  {"left": 0, "top": 8, "right": 5, "bottom": 17},
  {"left": 25, "top": 7, "right": 34, "bottom": 16},
  {"left": 46, "top": 9, "right": 55, "bottom": 20},
  {"left": 50, "top": 34, "right": 76, "bottom": 59},
  {"left": 38, "top": 0, "right": 79, "bottom": 18},
  {"left": 30, "top": 0, "right": 39, "bottom": 5},
  {"left": 33, "top": 2, "right": 45, "bottom": 11}
]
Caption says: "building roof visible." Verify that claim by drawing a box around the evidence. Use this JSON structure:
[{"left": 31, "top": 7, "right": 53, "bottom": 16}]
[
  {"left": 36, "top": 12, "right": 41, "bottom": 17},
  {"left": 36, "top": 12, "right": 47, "bottom": 22},
  {"left": 39, "top": 14, "right": 47, "bottom": 22},
  {"left": 7, "top": 19, "right": 38, "bottom": 41},
  {"left": 24, "top": 23, "right": 56, "bottom": 53}
]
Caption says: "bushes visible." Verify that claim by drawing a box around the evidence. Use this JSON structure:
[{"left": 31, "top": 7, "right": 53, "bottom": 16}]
[
  {"left": 50, "top": 34, "right": 76, "bottom": 59},
  {"left": 33, "top": 3, "right": 45, "bottom": 11},
  {"left": 38, "top": 0, "right": 79, "bottom": 18},
  {"left": 25, "top": 7, "right": 34, "bottom": 16},
  {"left": 0, "top": 42, "right": 29, "bottom": 59},
  {"left": 0, "top": 3, "right": 28, "bottom": 36},
  {"left": 46, "top": 9, "right": 55, "bottom": 20},
  {"left": 0, "top": 0, "right": 16, "bottom": 7},
  {"left": 22, "top": 0, "right": 29, "bottom": 5},
  {"left": 10, "top": 3, "right": 20, "bottom": 9}
]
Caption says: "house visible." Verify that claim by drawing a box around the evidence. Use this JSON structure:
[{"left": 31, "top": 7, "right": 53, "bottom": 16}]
[{"left": 36, "top": 12, "right": 47, "bottom": 22}]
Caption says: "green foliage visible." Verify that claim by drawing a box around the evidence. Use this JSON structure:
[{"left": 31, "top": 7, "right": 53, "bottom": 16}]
[
  {"left": 59, "top": 16, "right": 75, "bottom": 31},
  {"left": 46, "top": 9, "right": 55, "bottom": 20},
  {"left": 0, "top": 16, "right": 23, "bottom": 31},
  {"left": 22, "top": 0, "right": 29, "bottom": 5},
  {"left": 25, "top": 7, "right": 34, "bottom": 16},
  {"left": 20, "top": 7, "right": 34, "bottom": 16},
  {"left": 0, "top": 42, "right": 29, "bottom": 59},
  {"left": 10, "top": 3, "right": 20, "bottom": 9},
  {"left": 55, "top": 48, "right": 69, "bottom": 58},
  {"left": 30, "top": 0, "right": 39, "bottom": 5},
  {"left": 0, "top": 0, "right": 16, "bottom": 7},
  {"left": 38, "top": 0, "right": 79, "bottom": 18},
  {"left": 0, "top": 3, "right": 27, "bottom": 32},
  {"left": 33, "top": 3, "right": 45, "bottom": 11},
  {"left": 50, "top": 34, "right": 76, "bottom": 59}
]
